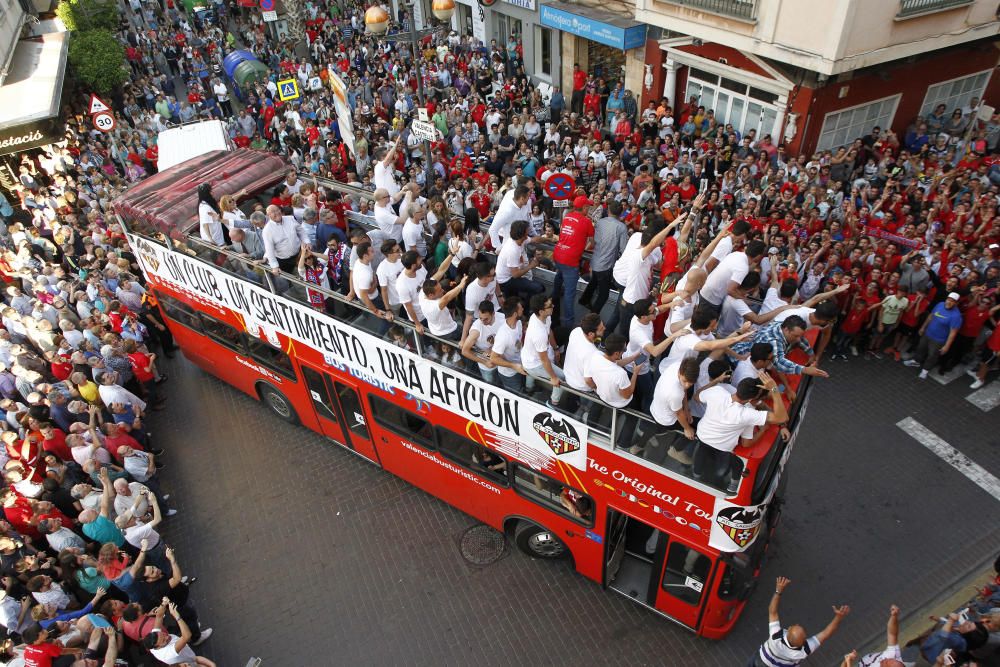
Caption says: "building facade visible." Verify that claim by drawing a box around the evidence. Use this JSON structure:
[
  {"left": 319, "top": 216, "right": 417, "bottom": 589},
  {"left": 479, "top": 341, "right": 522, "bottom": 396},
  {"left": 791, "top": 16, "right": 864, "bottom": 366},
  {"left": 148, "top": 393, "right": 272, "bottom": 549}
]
[{"left": 634, "top": 0, "right": 1000, "bottom": 154}]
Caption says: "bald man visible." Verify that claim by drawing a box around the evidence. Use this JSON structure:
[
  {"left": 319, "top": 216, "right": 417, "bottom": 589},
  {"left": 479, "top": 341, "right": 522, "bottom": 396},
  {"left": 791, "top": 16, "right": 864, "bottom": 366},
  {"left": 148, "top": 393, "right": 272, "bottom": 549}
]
[{"left": 750, "top": 576, "right": 849, "bottom": 667}]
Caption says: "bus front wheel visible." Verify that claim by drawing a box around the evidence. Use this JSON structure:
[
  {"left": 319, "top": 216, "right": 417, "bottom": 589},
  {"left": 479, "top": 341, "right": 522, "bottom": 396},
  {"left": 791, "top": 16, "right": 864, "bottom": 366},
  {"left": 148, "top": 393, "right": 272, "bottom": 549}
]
[
  {"left": 258, "top": 384, "right": 299, "bottom": 425},
  {"left": 514, "top": 521, "right": 567, "bottom": 560}
]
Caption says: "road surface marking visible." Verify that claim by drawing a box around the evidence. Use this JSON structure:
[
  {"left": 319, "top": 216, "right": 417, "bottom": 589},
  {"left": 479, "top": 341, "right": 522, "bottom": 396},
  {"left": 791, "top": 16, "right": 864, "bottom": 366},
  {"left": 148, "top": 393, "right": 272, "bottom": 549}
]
[
  {"left": 896, "top": 417, "right": 1000, "bottom": 503},
  {"left": 966, "top": 382, "right": 1000, "bottom": 412},
  {"left": 931, "top": 364, "right": 969, "bottom": 385}
]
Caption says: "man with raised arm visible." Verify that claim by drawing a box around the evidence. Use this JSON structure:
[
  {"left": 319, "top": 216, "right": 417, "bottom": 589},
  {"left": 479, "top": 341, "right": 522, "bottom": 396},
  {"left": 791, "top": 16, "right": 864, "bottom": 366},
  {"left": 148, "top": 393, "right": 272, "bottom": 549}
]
[{"left": 750, "top": 576, "right": 850, "bottom": 667}]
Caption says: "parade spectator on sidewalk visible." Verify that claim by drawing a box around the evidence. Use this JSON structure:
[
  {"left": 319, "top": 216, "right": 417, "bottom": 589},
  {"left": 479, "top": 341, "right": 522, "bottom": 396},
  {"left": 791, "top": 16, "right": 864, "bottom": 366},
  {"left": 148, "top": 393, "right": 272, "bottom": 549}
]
[{"left": 750, "top": 576, "right": 850, "bottom": 667}]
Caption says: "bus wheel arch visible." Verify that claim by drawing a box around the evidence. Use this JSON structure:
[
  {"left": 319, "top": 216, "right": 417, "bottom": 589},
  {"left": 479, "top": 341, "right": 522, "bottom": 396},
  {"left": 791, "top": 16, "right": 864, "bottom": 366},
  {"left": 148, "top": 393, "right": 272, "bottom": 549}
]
[
  {"left": 510, "top": 519, "right": 570, "bottom": 561},
  {"left": 256, "top": 382, "right": 299, "bottom": 425}
]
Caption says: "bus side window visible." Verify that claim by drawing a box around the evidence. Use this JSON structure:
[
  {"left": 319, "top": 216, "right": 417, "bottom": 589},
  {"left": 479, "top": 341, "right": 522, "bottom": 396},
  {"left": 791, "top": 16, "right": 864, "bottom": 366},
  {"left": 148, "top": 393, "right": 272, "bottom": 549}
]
[
  {"left": 435, "top": 427, "right": 508, "bottom": 485},
  {"left": 661, "top": 542, "right": 712, "bottom": 607},
  {"left": 512, "top": 466, "right": 594, "bottom": 526},
  {"left": 157, "top": 294, "right": 201, "bottom": 332},
  {"left": 368, "top": 395, "right": 433, "bottom": 445},
  {"left": 198, "top": 313, "right": 247, "bottom": 353},
  {"left": 246, "top": 336, "right": 296, "bottom": 381}
]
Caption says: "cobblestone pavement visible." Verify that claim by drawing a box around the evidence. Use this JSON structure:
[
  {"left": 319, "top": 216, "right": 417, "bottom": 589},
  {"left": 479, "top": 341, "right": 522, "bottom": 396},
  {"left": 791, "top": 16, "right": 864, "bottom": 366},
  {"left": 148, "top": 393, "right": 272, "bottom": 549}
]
[{"left": 150, "top": 352, "right": 999, "bottom": 667}]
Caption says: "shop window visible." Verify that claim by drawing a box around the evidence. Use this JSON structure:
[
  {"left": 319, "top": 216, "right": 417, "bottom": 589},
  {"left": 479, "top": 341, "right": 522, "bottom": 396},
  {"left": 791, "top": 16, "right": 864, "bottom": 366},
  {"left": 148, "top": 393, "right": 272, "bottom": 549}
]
[
  {"left": 920, "top": 70, "right": 991, "bottom": 118},
  {"left": 535, "top": 26, "right": 552, "bottom": 78},
  {"left": 588, "top": 41, "right": 624, "bottom": 83},
  {"left": 817, "top": 94, "right": 900, "bottom": 151}
]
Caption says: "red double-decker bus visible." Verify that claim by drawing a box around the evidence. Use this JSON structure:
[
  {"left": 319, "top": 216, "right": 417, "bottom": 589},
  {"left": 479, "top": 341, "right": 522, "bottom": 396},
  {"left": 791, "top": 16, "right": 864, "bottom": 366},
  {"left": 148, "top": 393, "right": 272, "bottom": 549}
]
[{"left": 113, "top": 150, "right": 814, "bottom": 638}]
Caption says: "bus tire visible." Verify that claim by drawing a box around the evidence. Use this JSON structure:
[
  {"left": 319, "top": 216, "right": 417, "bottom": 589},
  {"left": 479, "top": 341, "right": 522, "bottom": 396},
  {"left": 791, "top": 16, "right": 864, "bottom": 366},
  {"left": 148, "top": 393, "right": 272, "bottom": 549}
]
[
  {"left": 257, "top": 384, "right": 299, "bottom": 425},
  {"left": 514, "top": 521, "right": 567, "bottom": 560}
]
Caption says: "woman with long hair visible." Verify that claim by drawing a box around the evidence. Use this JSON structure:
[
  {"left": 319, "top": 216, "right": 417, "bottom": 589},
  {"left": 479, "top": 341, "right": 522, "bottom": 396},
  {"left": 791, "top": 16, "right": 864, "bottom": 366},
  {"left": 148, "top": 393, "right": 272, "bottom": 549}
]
[{"left": 196, "top": 182, "right": 227, "bottom": 246}]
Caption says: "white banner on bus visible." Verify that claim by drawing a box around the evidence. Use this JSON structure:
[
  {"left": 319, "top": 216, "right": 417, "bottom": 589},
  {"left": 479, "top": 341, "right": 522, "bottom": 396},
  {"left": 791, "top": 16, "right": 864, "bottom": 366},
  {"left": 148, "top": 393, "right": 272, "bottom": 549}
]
[{"left": 127, "top": 234, "right": 589, "bottom": 471}]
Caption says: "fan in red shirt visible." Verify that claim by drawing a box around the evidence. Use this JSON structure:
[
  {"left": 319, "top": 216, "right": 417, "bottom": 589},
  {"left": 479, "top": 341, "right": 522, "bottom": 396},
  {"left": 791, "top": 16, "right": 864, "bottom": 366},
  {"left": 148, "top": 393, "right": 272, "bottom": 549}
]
[
  {"left": 38, "top": 424, "right": 72, "bottom": 462},
  {"left": 552, "top": 196, "right": 596, "bottom": 327},
  {"left": 21, "top": 630, "right": 66, "bottom": 667},
  {"left": 468, "top": 188, "right": 491, "bottom": 219}
]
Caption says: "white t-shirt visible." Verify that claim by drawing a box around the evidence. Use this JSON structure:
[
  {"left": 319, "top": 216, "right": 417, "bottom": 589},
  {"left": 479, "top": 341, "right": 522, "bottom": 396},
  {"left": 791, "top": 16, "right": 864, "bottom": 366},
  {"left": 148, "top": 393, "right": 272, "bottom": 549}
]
[
  {"left": 488, "top": 190, "right": 530, "bottom": 248},
  {"left": 701, "top": 251, "right": 750, "bottom": 305},
  {"left": 396, "top": 267, "right": 427, "bottom": 321},
  {"left": 376, "top": 258, "right": 404, "bottom": 306},
  {"left": 419, "top": 293, "right": 457, "bottom": 336},
  {"left": 150, "top": 633, "right": 199, "bottom": 665},
  {"left": 774, "top": 306, "right": 814, "bottom": 325},
  {"left": 731, "top": 358, "right": 759, "bottom": 388},
  {"left": 659, "top": 330, "right": 713, "bottom": 373},
  {"left": 465, "top": 279, "right": 500, "bottom": 313},
  {"left": 709, "top": 235, "right": 733, "bottom": 263},
  {"left": 760, "top": 286, "right": 788, "bottom": 314},
  {"left": 858, "top": 645, "right": 901, "bottom": 667},
  {"left": 352, "top": 261, "right": 378, "bottom": 301},
  {"left": 521, "top": 315, "right": 553, "bottom": 370},
  {"left": 696, "top": 385, "right": 768, "bottom": 453},
  {"left": 614, "top": 234, "right": 663, "bottom": 303},
  {"left": 469, "top": 316, "right": 502, "bottom": 371},
  {"left": 495, "top": 237, "right": 527, "bottom": 285},
  {"left": 373, "top": 160, "right": 400, "bottom": 196},
  {"left": 564, "top": 327, "right": 599, "bottom": 392},
  {"left": 213, "top": 82, "right": 229, "bottom": 101},
  {"left": 198, "top": 201, "right": 224, "bottom": 245},
  {"left": 650, "top": 362, "right": 686, "bottom": 426},
  {"left": 585, "top": 354, "right": 631, "bottom": 408},
  {"left": 625, "top": 316, "right": 654, "bottom": 375},
  {"left": 402, "top": 218, "right": 427, "bottom": 256},
  {"left": 374, "top": 204, "right": 402, "bottom": 243},
  {"left": 492, "top": 319, "right": 523, "bottom": 377},
  {"left": 718, "top": 295, "right": 753, "bottom": 337}
]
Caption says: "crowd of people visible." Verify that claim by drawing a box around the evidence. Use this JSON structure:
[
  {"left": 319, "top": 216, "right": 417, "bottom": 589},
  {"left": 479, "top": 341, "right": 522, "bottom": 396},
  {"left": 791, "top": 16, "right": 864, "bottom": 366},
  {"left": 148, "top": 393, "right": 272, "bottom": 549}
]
[{"left": 0, "top": 0, "right": 996, "bottom": 661}]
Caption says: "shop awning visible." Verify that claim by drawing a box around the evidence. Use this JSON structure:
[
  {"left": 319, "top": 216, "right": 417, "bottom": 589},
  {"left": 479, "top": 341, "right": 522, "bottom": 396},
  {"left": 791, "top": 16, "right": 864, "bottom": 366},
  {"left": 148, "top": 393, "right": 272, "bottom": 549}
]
[
  {"left": 0, "top": 31, "right": 69, "bottom": 156},
  {"left": 539, "top": 2, "right": 647, "bottom": 51}
]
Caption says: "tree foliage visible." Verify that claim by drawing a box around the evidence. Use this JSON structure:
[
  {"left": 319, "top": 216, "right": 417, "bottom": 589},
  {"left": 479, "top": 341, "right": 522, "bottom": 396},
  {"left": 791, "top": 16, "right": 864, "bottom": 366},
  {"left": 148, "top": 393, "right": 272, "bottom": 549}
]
[
  {"left": 67, "top": 29, "right": 128, "bottom": 95},
  {"left": 55, "top": 0, "right": 120, "bottom": 32}
]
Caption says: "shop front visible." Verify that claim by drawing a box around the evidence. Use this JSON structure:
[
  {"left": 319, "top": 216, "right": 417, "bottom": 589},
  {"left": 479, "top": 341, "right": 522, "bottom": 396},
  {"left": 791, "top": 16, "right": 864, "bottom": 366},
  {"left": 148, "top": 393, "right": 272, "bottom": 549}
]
[
  {"left": 0, "top": 29, "right": 69, "bottom": 197},
  {"left": 539, "top": 2, "right": 646, "bottom": 95}
]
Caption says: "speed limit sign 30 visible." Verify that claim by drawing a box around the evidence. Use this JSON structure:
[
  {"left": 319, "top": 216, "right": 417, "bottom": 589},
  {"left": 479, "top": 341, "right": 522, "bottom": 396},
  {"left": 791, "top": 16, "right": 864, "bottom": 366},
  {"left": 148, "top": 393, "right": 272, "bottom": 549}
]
[{"left": 93, "top": 112, "right": 116, "bottom": 133}]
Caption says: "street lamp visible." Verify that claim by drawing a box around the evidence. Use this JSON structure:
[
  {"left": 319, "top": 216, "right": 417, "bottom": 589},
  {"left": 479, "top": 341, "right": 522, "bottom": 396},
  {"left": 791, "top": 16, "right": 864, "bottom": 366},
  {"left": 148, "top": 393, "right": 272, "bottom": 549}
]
[{"left": 366, "top": 1, "right": 454, "bottom": 188}]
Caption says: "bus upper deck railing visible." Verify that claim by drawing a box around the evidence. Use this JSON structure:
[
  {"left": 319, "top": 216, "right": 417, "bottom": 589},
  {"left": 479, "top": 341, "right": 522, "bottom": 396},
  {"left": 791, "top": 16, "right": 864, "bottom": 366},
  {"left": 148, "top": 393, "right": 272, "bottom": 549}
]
[{"left": 125, "top": 213, "right": 809, "bottom": 504}]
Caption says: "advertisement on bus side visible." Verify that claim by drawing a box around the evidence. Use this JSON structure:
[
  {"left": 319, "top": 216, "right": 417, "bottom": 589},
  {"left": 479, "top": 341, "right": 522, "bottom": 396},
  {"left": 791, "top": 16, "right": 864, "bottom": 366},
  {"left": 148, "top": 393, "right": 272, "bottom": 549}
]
[{"left": 127, "top": 234, "right": 590, "bottom": 472}]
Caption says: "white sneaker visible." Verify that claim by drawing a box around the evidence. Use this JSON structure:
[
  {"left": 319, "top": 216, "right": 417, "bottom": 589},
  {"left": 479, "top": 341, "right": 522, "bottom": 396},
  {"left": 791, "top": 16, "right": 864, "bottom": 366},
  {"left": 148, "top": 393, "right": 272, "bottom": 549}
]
[
  {"left": 902, "top": 359, "right": 921, "bottom": 368},
  {"left": 192, "top": 628, "right": 213, "bottom": 646},
  {"left": 967, "top": 369, "right": 979, "bottom": 378},
  {"left": 851, "top": 346, "right": 859, "bottom": 357},
  {"left": 918, "top": 369, "right": 928, "bottom": 379},
  {"left": 166, "top": 509, "right": 178, "bottom": 516},
  {"left": 970, "top": 379, "right": 984, "bottom": 389}
]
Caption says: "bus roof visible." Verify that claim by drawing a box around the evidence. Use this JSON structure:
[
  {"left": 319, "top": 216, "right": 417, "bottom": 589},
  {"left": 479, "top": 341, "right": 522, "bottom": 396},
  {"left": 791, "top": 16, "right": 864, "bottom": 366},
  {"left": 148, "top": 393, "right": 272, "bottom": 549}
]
[{"left": 112, "top": 149, "right": 286, "bottom": 237}]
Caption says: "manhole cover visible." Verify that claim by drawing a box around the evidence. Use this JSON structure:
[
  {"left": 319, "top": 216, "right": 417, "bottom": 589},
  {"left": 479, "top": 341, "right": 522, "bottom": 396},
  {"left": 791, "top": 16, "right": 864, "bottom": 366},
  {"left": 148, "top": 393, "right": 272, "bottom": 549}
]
[{"left": 459, "top": 524, "right": 507, "bottom": 565}]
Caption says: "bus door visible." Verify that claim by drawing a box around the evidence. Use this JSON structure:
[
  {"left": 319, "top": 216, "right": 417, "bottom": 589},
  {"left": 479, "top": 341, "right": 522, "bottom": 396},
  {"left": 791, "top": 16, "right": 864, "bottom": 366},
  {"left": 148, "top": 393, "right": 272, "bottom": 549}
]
[
  {"left": 604, "top": 508, "right": 716, "bottom": 631},
  {"left": 603, "top": 508, "right": 664, "bottom": 607},
  {"left": 299, "top": 362, "right": 381, "bottom": 466},
  {"left": 652, "top": 537, "right": 717, "bottom": 631}
]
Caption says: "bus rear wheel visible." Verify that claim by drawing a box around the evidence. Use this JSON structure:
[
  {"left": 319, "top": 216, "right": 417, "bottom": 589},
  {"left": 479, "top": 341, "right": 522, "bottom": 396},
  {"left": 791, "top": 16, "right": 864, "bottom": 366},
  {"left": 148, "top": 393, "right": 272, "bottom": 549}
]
[
  {"left": 258, "top": 384, "right": 299, "bottom": 425},
  {"left": 514, "top": 521, "right": 567, "bottom": 560}
]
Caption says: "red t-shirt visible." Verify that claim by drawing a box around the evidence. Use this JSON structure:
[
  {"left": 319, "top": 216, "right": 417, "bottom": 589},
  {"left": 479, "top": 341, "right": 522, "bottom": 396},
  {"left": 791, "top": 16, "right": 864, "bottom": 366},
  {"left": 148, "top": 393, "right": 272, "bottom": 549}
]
[
  {"left": 23, "top": 642, "right": 62, "bottom": 667},
  {"left": 553, "top": 212, "right": 594, "bottom": 266},
  {"left": 127, "top": 351, "right": 155, "bottom": 383},
  {"left": 840, "top": 305, "right": 870, "bottom": 335},
  {"left": 104, "top": 431, "right": 144, "bottom": 463},
  {"left": 42, "top": 429, "right": 72, "bottom": 462},
  {"left": 573, "top": 69, "right": 587, "bottom": 92},
  {"left": 959, "top": 305, "right": 992, "bottom": 338}
]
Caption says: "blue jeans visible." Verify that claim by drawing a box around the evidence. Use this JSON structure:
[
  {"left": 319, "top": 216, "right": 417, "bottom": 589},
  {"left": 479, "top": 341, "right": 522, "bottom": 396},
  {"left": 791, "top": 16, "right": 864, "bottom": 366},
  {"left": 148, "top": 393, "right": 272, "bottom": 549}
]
[
  {"left": 499, "top": 371, "right": 524, "bottom": 394},
  {"left": 500, "top": 277, "right": 545, "bottom": 302},
  {"left": 552, "top": 262, "right": 580, "bottom": 327},
  {"left": 524, "top": 362, "right": 565, "bottom": 403}
]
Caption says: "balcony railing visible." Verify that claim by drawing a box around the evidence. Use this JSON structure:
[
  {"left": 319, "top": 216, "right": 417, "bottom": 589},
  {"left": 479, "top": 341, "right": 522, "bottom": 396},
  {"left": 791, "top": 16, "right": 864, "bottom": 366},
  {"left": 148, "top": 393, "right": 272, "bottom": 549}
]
[
  {"left": 661, "top": 0, "right": 758, "bottom": 21},
  {"left": 897, "top": 0, "right": 972, "bottom": 18}
]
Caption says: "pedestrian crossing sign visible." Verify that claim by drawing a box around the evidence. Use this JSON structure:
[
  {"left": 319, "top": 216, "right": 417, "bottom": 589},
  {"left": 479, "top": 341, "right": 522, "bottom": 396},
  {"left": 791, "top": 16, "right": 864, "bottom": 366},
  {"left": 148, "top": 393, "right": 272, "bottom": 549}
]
[{"left": 277, "top": 78, "right": 300, "bottom": 102}]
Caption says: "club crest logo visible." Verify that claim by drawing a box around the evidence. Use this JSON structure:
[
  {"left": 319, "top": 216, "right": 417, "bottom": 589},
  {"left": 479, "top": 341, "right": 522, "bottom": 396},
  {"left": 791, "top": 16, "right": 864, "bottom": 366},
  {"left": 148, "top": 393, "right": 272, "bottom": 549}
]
[
  {"left": 531, "top": 412, "right": 581, "bottom": 456},
  {"left": 715, "top": 506, "right": 763, "bottom": 549},
  {"left": 132, "top": 236, "right": 160, "bottom": 273}
]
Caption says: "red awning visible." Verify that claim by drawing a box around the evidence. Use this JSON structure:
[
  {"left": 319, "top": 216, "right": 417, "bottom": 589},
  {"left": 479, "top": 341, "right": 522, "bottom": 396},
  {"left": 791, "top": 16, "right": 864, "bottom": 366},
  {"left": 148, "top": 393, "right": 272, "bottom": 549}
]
[{"left": 112, "top": 149, "right": 287, "bottom": 237}]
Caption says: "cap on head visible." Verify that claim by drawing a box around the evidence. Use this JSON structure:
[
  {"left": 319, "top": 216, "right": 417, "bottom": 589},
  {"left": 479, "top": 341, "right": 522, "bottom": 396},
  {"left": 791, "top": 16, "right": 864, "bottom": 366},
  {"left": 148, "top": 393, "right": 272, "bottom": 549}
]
[{"left": 573, "top": 195, "right": 594, "bottom": 209}]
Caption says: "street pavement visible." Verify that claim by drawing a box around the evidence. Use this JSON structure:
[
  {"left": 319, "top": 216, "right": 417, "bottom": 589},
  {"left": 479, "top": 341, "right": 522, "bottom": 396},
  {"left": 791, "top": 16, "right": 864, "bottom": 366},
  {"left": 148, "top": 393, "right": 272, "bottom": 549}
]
[{"left": 149, "top": 351, "right": 999, "bottom": 666}]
